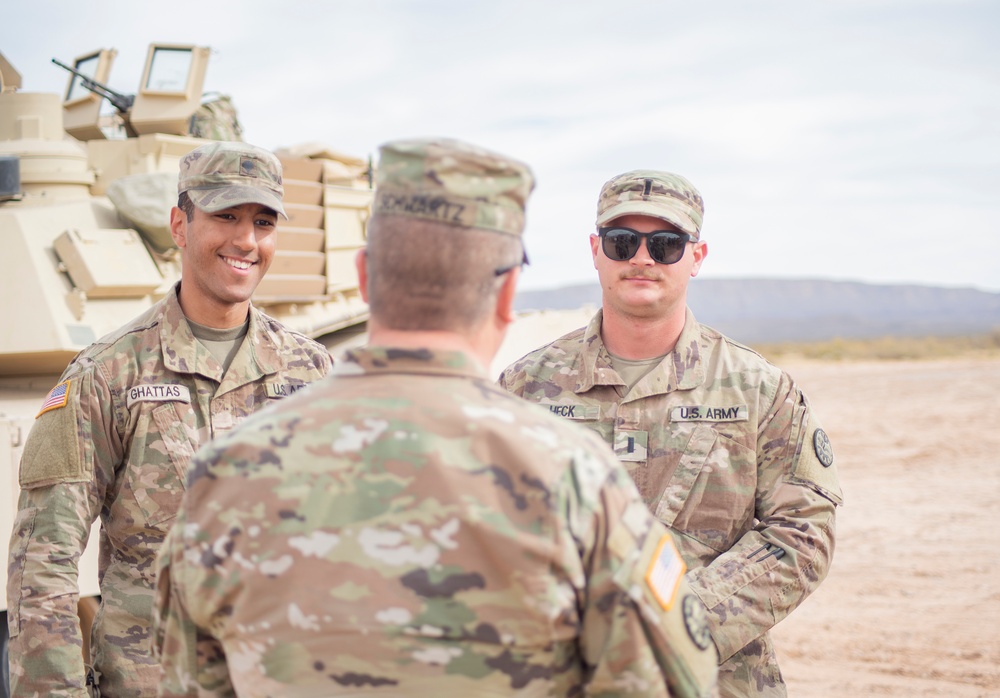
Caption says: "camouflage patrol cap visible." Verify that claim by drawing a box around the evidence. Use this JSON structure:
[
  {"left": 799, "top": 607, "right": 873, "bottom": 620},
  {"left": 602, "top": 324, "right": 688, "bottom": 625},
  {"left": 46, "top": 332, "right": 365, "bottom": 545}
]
[
  {"left": 596, "top": 170, "right": 704, "bottom": 239},
  {"left": 373, "top": 137, "right": 534, "bottom": 237},
  {"left": 177, "top": 141, "right": 286, "bottom": 219}
]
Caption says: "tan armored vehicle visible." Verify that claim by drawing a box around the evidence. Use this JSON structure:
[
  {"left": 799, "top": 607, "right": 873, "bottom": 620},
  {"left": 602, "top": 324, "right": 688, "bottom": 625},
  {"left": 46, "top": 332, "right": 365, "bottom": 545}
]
[{"left": 0, "top": 43, "right": 372, "bottom": 692}]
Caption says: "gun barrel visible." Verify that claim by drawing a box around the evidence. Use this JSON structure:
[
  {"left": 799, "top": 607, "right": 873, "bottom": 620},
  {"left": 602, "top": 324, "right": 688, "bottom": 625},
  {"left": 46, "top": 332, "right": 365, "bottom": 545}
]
[{"left": 51, "top": 57, "right": 134, "bottom": 114}]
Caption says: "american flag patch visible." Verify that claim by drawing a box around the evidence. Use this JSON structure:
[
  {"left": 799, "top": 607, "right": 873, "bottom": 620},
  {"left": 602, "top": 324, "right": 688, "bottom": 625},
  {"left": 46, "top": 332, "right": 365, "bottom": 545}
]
[
  {"left": 645, "top": 535, "right": 687, "bottom": 611},
  {"left": 37, "top": 380, "right": 71, "bottom": 418}
]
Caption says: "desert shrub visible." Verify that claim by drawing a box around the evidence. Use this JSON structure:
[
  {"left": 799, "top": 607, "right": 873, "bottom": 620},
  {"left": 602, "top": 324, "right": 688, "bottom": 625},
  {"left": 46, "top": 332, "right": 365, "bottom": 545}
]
[{"left": 754, "top": 330, "right": 1000, "bottom": 362}]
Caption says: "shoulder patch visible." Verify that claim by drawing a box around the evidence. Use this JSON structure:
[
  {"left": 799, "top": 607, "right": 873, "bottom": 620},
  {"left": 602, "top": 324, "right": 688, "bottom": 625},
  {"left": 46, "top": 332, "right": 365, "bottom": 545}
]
[
  {"left": 645, "top": 535, "right": 686, "bottom": 611},
  {"left": 790, "top": 412, "right": 844, "bottom": 505},
  {"left": 37, "top": 380, "right": 71, "bottom": 418},
  {"left": 22, "top": 377, "right": 87, "bottom": 487},
  {"left": 682, "top": 594, "right": 713, "bottom": 650},
  {"left": 813, "top": 428, "right": 834, "bottom": 467}
]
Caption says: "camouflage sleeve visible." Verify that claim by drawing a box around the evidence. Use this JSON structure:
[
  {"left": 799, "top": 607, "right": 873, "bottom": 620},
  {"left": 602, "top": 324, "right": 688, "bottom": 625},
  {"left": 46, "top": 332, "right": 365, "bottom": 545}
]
[
  {"left": 6, "top": 365, "right": 116, "bottom": 696},
  {"left": 571, "top": 447, "right": 719, "bottom": 697},
  {"left": 303, "top": 337, "right": 334, "bottom": 378},
  {"left": 496, "top": 362, "right": 526, "bottom": 396},
  {"left": 495, "top": 368, "right": 514, "bottom": 393},
  {"left": 687, "top": 375, "right": 842, "bottom": 662},
  {"left": 6, "top": 483, "right": 97, "bottom": 697},
  {"left": 154, "top": 514, "right": 234, "bottom": 697}
]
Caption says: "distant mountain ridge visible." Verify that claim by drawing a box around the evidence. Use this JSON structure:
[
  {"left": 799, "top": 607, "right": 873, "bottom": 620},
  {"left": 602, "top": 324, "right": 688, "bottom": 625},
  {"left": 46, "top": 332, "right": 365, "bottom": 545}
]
[{"left": 514, "top": 279, "right": 1000, "bottom": 343}]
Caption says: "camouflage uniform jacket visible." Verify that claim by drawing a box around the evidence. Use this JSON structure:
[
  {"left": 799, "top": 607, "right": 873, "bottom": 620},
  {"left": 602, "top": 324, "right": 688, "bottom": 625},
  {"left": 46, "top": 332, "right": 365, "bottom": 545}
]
[
  {"left": 6, "top": 284, "right": 333, "bottom": 698},
  {"left": 153, "top": 346, "right": 719, "bottom": 697},
  {"left": 498, "top": 309, "right": 843, "bottom": 697}
]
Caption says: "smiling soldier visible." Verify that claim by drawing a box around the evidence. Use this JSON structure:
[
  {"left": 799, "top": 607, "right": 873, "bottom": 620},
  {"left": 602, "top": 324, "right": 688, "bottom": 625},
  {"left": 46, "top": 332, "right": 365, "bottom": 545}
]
[{"left": 5, "top": 141, "right": 333, "bottom": 697}]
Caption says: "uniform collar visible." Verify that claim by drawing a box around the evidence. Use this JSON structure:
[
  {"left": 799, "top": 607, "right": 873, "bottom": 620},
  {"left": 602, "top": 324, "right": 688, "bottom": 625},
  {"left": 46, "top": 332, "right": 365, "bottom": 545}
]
[
  {"left": 575, "top": 309, "right": 621, "bottom": 393},
  {"left": 333, "top": 346, "right": 487, "bottom": 380},
  {"left": 575, "top": 307, "right": 706, "bottom": 395},
  {"left": 159, "top": 283, "right": 284, "bottom": 386}
]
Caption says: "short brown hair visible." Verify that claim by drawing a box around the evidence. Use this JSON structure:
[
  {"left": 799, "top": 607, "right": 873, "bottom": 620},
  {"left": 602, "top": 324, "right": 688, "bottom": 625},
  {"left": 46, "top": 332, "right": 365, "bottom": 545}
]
[
  {"left": 177, "top": 191, "right": 196, "bottom": 222},
  {"left": 365, "top": 215, "right": 523, "bottom": 332}
]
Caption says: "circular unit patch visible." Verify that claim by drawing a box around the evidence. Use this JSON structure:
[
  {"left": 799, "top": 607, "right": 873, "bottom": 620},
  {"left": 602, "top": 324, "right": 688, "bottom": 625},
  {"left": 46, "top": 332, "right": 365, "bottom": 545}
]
[
  {"left": 682, "top": 594, "right": 712, "bottom": 651},
  {"left": 813, "top": 428, "right": 834, "bottom": 467}
]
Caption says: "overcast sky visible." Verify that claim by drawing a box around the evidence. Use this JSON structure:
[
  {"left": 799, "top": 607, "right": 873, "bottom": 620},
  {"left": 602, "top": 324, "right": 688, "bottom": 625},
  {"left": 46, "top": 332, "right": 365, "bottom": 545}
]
[{"left": 4, "top": 0, "right": 998, "bottom": 292}]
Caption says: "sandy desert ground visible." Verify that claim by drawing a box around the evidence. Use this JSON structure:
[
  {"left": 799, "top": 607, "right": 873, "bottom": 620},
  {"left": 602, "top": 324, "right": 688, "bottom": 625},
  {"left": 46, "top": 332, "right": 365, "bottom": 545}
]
[
  {"left": 771, "top": 357, "right": 1000, "bottom": 697},
  {"left": 496, "top": 311, "right": 1000, "bottom": 697}
]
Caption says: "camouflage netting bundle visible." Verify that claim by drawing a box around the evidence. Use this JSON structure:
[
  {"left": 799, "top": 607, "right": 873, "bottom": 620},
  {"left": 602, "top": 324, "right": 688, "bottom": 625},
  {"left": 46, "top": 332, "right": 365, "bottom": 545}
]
[
  {"left": 189, "top": 94, "right": 243, "bottom": 142},
  {"left": 106, "top": 172, "right": 176, "bottom": 253}
]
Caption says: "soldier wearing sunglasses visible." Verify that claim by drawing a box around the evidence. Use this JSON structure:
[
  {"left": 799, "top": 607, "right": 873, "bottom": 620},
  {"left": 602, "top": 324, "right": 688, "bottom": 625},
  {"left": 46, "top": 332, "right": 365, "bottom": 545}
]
[{"left": 499, "top": 170, "right": 843, "bottom": 698}]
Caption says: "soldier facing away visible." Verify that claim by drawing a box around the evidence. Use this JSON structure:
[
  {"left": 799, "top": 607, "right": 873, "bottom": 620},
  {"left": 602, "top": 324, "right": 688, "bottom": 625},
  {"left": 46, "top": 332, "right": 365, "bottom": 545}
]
[
  {"left": 498, "top": 170, "right": 843, "bottom": 697},
  {"left": 5, "top": 141, "right": 333, "bottom": 697},
  {"left": 153, "top": 138, "right": 720, "bottom": 697}
]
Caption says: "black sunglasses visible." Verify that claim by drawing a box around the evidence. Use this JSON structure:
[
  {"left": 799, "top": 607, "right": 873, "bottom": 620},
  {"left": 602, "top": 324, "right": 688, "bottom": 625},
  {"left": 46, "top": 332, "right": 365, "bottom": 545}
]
[{"left": 598, "top": 227, "right": 693, "bottom": 265}]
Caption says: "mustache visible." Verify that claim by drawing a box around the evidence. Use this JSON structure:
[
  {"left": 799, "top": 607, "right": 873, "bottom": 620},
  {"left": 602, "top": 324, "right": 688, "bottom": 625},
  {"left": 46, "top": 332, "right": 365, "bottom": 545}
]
[{"left": 619, "top": 270, "right": 663, "bottom": 281}]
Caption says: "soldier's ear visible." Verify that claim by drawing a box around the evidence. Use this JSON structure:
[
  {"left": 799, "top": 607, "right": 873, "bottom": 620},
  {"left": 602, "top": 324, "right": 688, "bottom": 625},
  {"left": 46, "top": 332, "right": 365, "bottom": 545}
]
[
  {"left": 355, "top": 248, "right": 369, "bottom": 303},
  {"left": 690, "top": 240, "right": 708, "bottom": 278},
  {"left": 495, "top": 266, "right": 518, "bottom": 325},
  {"left": 169, "top": 207, "right": 188, "bottom": 249}
]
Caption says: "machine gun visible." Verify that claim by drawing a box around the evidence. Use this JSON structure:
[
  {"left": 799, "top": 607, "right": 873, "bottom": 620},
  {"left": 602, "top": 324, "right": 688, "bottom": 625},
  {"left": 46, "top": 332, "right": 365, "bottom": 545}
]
[{"left": 52, "top": 57, "right": 134, "bottom": 115}]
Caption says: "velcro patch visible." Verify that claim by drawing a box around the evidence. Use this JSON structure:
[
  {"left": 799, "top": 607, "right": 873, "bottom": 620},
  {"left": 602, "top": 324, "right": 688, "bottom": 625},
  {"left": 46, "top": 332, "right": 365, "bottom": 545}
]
[
  {"left": 670, "top": 405, "right": 748, "bottom": 422},
  {"left": 540, "top": 402, "right": 601, "bottom": 420},
  {"left": 266, "top": 382, "right": 311, "bottom": 399},
  {"left": 614, "top": 429, "right": 648, "bottom": 462},
  {"left": 790, "top": 409, "right": 844, "bottom": 505},
  {"left": 645, "top": 535, "right": 687, "bottom": 611},
  {"left": 126, "top": 384, "right": 191, "bottom": 409},
  {"left": 37, "top": 380, "right": 71, "bottom": 418},
  {"left": 375, "top": 191, "right": 467, "bottom": 225},
  {"left": 682, "top": 594, "right": 713, "bottom": 650},
  {"left": 813, "top": 428, "right": 834, "bottom": 467}
]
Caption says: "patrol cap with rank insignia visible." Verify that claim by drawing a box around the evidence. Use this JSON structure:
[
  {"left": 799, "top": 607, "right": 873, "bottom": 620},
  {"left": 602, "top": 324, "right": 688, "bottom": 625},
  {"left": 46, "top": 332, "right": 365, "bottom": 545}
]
[
  {"left": 178, "top": 141, "right": 287, "bottom": 219},
  {"left": 596, "top": 169, "right": 704, "bottom": 239},
  {"left": 372, "top": 137, "right": 535, "bottom": 238}
]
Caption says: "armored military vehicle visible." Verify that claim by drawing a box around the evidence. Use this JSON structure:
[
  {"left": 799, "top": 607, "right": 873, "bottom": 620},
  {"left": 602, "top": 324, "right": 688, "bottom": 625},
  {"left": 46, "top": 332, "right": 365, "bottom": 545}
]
[{"left": 0, "top": 43, "right": 372, "bottom": 693}]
